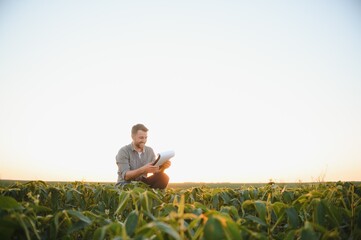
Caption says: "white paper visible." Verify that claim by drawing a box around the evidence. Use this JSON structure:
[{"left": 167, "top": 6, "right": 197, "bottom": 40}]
[{"left": 154, "top": 150, "right": 175, "bottom": 167}]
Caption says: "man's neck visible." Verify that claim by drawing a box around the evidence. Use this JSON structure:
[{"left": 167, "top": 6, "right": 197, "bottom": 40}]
[{"left": 132, "top": 143, "right": 143, "bottom": 152}]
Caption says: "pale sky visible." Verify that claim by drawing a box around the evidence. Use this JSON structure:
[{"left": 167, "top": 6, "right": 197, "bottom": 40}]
[{"left": 1, "top": 1, "right": 360, "bottom": 183}]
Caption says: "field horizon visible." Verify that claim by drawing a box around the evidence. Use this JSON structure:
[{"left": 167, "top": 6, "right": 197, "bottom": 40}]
[{"left": 1, "top": 179, "right": 360, "bottom": 189}]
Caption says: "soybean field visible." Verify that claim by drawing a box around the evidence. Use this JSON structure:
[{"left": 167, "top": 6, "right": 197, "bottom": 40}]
[{"left": 0, "top": 180, "right": 360, "bottom": 239}]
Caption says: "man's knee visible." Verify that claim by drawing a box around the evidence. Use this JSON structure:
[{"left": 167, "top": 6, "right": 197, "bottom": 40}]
[
  {"left": 159, "top": 172, "right": 169, "bottom": 182},
  {"left": 153, "top": 172, "right": 169, "bottom": 189}
]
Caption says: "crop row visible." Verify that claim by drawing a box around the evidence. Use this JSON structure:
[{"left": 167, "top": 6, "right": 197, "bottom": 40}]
[{"left": 1, "top": 181, "right": 360, "bottom": 239}]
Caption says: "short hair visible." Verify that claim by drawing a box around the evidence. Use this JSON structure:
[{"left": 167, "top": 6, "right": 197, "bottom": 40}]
[{"left": 131, "top": 123, "right": 148, "bottom": 135}]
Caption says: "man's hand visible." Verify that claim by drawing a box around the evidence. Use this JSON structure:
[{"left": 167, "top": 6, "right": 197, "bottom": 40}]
[
  {"left": 159, "top": 160, "right": 171, "bottom": 172},
  {"left": 125, "top": 163, "right": 158, "bottom": 181},
  {"left": 143, "top": 162, "right": 159, "bottom": 174}
]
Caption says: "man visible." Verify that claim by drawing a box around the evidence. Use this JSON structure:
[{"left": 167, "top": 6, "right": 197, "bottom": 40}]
[{"left": 115, "top": 123, "right": 171, "bottom": 189}]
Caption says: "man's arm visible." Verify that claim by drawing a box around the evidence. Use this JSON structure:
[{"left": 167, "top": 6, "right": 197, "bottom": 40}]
[
  {"left": 159, "top": 160, "right": 171, "bottom": 172},
  {"left": 124, "top": 163, "right": 159, "bottom": 181}
]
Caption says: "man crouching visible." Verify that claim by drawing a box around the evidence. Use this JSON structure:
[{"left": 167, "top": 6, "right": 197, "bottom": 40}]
[{"left": 115, "top": 123, "right": 171, "bottom": 189}]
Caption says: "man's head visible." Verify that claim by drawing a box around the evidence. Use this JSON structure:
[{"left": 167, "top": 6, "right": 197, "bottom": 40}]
[{"left": 131, "top": 124, "right": 149, "bottom": 151}]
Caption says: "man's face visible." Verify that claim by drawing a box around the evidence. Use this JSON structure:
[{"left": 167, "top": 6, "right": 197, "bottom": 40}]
[{"left": 132, "top": 130, "right": 148, "bottom": 150}]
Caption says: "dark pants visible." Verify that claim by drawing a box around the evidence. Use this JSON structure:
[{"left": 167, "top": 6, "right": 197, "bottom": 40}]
[{"left": 141, "top": 172, "right": 169, "bottom": 189}]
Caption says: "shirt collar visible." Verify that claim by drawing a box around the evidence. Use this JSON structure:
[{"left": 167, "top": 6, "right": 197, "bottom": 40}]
[{"left": 131, "top": 143, "right": 145, "bottom": 153}]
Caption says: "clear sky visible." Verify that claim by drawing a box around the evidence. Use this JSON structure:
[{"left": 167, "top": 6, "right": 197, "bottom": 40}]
[{"left": 1, "top": 1, "right": 361, "bottom": 183}]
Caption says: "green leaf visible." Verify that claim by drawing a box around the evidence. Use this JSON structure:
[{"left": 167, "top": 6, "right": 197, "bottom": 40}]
[
  {"left": 323, "top": 200, "right": 340, "bottom": 227},
  {"left": 242, "top": 200, "right": 254, "bottom": 210},
  {"left": 125, "top": 210, "right": 138, "bottom": 237},
  {"left": 254, "top": 200, "right": 267, "bottom": 222},
  {"left": 140, "top": 191, "right": 150, "bottom": 213},
  {"left": 108, "top": 222, "right": 124, "bottom": 236},
  {"left": 16, "top": 213, "right": 32, "bottom": 240},
  {"left": 0, "top": 218, "right": 18, "bottom": 240},
  {"left": 224, "top": 217, "right": 240, "bottom": 239},
  {"left": 30, "top": 204, "right": 52, "bottom": 214},
  {"left": 67, "top": 210, "right": 92, "bottom": 224},
  {"left": 145, "top": 190, "right": 162, "bottom": 203},
  {"left": 313, "top": 198, "right": 326, "bottom": 227},
  {"left": 0, "top": 196, "right": 23, "bottom": 211},
  {"left": 282, "top": 191, "right": 294, "bottom": 203},
  {"left": 212, "top": 194, "right": 219, "bottom": 209},
  {"left": 286, "top": 207, "right": 300, "bottom": 229},
  {"left": 245, "top": 215, "right": 267, "bottom": 227},
  {"left": 154, "top": 222, "right": 181, "bottom": 240},
  {"left": 220, "top": 192, "right": 231, "bottom": 204},
  {"left": 220, "top": 206, "right": 239, "bottom": 220},
  {"left": 272, "top": 202, "right": 286, "bottom": 218},
  {"left": 67, "top": 220, "right": 89, "bottom": 234},
  {"left": 204, "top": 216, "right": 226, "bottom": 240},
  {"left": 356, "top": 205, "right": 361, "bottom": 228},
  {"left": 93, "top": 223, "right": 124, "bottom": 240},
  {"left": 300, "top": 221, "right": 318, "bottom": 240},
  {"left": 93, "top": 227, "right": 106, "bottom": 240},
  {"left": 114, "top": 191, "right": 130, "bottom": 215},
  {"left": 194, "top": 202, "right": 209, "bottom": 213},
  {"left": 271, "top": 202, "right": 286, "bottom": 232},
  {"left": 178, "top": 194, "right": 185, "bottom": 215},
  {"left": 284, "top": 229, "right": 296, "bottom": 240},
  {"left": 137, "top": 221, "right": 181, "bottom": 240}
]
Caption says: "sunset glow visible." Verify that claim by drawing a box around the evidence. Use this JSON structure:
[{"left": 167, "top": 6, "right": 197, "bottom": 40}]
[{"left": 1, "top": 1, "right": 360, "bottom": 183}]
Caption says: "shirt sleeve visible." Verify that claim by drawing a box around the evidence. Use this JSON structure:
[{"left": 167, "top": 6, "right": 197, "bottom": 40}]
[{"left": 116, "top": 148, "right": 130, "bottom": 180}]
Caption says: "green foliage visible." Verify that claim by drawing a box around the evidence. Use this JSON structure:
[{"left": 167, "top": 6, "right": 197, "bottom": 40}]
[{"left": 0, "top": 180, "right": 360, "bottom": 239}]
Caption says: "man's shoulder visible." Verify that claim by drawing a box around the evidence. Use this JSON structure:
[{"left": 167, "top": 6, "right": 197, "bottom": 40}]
[
  {"left": 116, "top": 144, "right": 132, "bottom": 161},
  {"left": 120, "top": 143, "right": 132, "bottom": 150},
  {"left": 117, "top": 143, "right": 133, "bottom": 154}
]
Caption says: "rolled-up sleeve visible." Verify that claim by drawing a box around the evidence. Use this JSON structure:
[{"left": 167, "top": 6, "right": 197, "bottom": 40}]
[{"left": 116, "top": 148, "right": 130, "bottom": 181}]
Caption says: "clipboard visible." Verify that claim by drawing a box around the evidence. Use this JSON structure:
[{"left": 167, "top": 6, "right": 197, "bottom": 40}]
[{"left": 152, "top": 150, "right": 175, "bottom": 166}]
